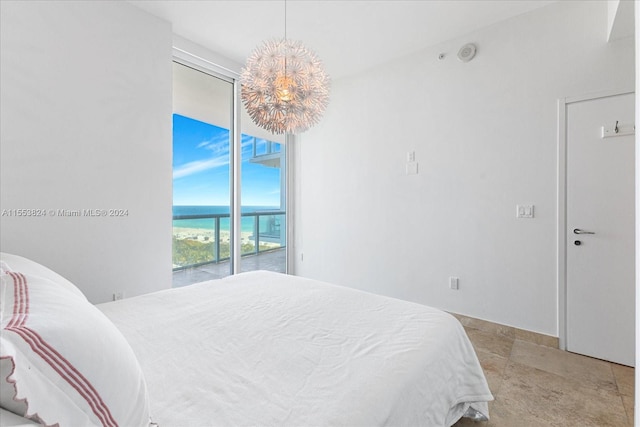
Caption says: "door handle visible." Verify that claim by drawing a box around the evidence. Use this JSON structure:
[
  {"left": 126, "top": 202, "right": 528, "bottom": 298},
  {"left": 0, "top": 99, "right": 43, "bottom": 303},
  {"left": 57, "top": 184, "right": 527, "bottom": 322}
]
[{"left": 573, "top": 228, "right": 595, "bottom": 235}]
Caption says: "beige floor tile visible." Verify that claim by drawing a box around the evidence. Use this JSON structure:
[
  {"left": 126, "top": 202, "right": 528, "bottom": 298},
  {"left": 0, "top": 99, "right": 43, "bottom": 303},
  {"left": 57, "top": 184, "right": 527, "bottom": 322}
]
[
  {"left": 455, "top": 315, "right": 515, "bottom": 339},
  {"left": 455, "top": 318, "right": 634, "bottom": 427},
  {"left": 612, "top": 363, "right": 635, "bottom": 397},
  {"left": 513, "top": 328, "right": 559, "bottom": 348},
  {"left": 485, "top": 398, "right": 556, "bottom": 426},
  {"left": 497, "top": 360, "right": 628, "bottom": 426},
  {"left": 621, "top": 394, "right": 635, "bottom": 427},
  {"left": 509, "top": 340, "right": 618, "bottom": 393},
  {"left": 474, "top": 349, "right": 508, "bottom": 397},
  {"left": 464, "top": 327, "right": 514, "bottom": 359}
]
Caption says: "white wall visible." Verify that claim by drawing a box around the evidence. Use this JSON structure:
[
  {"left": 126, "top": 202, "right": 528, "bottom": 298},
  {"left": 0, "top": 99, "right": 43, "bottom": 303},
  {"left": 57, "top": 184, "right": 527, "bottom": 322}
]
[
  {"left": 0, "top": 1, "right": 173, "bottom": 303},
  {"left": 634, "top": 0, "right": 639, "bottom": 422},
  {"left": 295, "top": 0, "right": 635, "bottom": 336}
]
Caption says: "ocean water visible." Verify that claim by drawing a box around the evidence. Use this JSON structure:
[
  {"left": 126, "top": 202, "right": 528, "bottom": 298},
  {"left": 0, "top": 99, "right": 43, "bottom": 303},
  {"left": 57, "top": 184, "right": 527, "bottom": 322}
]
[{"left": 173, "top": 205, "right": 282, "bottom": 234}]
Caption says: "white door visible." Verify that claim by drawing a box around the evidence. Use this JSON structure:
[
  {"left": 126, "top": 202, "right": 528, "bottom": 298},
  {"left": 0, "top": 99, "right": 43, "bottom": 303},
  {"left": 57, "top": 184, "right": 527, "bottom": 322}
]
[{"left": 565, "top": 92, "right": 635, "bottom": 366}]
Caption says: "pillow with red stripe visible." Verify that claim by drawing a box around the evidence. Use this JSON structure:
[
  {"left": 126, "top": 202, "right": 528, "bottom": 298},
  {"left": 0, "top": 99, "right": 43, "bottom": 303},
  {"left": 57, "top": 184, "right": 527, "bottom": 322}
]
[
  {"left": 0, "top": 262, "right": 151, "bottom": 426},
  {"left": 0, "top": 253, "right": 86, "bottom": 299}
]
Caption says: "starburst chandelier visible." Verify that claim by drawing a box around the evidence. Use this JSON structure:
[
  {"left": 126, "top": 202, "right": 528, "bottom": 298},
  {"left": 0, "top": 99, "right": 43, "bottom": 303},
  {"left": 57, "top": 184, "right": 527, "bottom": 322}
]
[{"left": 240, "top": 2, "right": 330, "bottom": 135}]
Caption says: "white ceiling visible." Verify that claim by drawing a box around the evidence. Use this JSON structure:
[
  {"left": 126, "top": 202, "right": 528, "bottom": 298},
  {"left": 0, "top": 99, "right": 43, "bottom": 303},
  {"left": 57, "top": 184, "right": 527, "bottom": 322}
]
[{"left": 129, "top": 0, "right": 557, "bottom": 79}]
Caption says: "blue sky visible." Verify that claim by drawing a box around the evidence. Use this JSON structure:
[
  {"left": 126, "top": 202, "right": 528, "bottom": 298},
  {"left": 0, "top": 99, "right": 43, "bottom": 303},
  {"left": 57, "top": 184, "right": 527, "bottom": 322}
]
[{"left": 173, "top": 114, "right": 282, "bottom": 207}]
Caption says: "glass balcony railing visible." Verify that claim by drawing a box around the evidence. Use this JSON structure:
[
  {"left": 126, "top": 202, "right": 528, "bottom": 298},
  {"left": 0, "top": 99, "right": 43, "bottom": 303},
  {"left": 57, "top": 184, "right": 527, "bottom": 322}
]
[{"left": 172, "top": 210, "right": 286, "bottom": 271}]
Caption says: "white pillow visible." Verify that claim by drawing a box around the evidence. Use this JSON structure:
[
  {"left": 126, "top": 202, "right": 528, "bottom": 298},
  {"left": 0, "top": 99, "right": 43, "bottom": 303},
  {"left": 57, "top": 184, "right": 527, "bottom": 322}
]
[
  {"left": 0, "top": 261, "right": 151, "bottom": 426},
  {"left": 0, "top": 253, "right": 85, "bottom": 299}
]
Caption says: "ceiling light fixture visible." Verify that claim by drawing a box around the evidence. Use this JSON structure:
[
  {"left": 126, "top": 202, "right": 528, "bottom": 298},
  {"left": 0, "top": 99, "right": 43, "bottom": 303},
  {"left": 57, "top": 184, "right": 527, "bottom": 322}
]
[{"left": 240, "top": 1, "right": 330, "bottom": 135}]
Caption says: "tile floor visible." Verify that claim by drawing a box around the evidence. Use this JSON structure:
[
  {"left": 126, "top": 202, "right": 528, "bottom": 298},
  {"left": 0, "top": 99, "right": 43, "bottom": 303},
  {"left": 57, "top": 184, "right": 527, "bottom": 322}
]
[
  {"left": 454, "top": 326, "right": 635, "bottom": 426},
  {"left": 172, "top": 248, "right": 286, "bottom": 287}
]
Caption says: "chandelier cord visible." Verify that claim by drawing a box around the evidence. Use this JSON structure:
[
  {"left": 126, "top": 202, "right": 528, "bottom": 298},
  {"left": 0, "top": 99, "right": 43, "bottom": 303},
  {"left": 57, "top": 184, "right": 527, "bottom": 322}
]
[{"left": 284, "top": 0, "right": 287, "bottom": 78}]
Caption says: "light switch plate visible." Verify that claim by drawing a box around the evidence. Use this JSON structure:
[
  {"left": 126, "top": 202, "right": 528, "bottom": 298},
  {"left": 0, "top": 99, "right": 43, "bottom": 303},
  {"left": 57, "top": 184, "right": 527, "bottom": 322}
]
[{"left": 516, "top": 205, "right": 534, "bottom": 218}]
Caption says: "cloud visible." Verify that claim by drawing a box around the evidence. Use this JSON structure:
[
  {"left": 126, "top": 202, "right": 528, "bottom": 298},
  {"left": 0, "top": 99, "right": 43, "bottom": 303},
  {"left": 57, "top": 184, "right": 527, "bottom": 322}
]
[
  {"left": 173, "top": 156, "right": 229, "bottom": 179},
  {"left": 196, "top": 134, "right": 230, "bottom": 153}
]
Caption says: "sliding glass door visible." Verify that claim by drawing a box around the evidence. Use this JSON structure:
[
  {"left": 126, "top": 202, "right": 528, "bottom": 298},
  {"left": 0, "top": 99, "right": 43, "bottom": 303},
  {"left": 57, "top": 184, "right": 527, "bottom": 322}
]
[
  {"left": 239, "top": 136, "right": 286, "bottom": 273},
  {"left": 172, "top": 62, "right": 233, "bottom": 286},
  {"left": 172, "top": 61, "right": 287, "bottom": 287}
]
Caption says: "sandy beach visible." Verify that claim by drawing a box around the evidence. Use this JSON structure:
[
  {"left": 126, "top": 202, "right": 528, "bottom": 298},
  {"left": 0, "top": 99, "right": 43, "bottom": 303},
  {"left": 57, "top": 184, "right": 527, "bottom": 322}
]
[
  {"left": 173, "top": 227, "right": 247, "bottom": 243},
  {"left": 173, "top": 227, "right": 280, "bottom": 247}
]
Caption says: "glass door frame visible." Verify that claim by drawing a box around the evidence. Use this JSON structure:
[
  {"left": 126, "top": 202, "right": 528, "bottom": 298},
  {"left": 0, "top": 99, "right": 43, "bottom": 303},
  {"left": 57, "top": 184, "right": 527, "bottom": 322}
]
[{"left": 172, "top": 47, "right": 291, "bottom": 275}]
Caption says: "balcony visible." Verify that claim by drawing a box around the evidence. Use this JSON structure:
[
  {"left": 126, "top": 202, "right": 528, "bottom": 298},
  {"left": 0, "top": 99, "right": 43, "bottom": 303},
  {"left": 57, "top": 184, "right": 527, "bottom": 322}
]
[
  {"left": 172, "top": 247, "right": 286, "bottom": 287},
  {"left": 172, "top": 210, "right": 286, "bottom": 287},
  {"left": 248, "top": 137, "right": 282, "bottom": 168}
]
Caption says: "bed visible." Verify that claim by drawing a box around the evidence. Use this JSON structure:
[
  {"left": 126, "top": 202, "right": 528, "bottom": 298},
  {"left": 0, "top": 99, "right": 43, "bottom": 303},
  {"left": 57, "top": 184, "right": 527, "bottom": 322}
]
[{"left": 0, "top": 252, "right": 492, "bottom": 426}]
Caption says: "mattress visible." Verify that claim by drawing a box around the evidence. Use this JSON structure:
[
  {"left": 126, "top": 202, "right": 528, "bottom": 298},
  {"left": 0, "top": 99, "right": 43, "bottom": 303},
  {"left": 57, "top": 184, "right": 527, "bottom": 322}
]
[{"left": 98, "top": 271, "right": 492, "bottom": 426}]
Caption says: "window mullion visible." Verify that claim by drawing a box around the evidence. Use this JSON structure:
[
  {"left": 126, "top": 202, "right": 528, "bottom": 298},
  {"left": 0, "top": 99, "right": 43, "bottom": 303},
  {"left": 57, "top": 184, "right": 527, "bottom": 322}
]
[{"left": 230, "top": 79, "right": 242, "bottom": 274}]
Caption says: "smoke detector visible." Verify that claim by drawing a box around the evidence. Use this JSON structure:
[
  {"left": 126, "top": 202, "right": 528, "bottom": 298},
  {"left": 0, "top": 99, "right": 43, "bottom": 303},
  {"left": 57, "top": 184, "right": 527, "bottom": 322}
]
[{"left": 457, "top": 43, "right": 477, "bottom": 62}]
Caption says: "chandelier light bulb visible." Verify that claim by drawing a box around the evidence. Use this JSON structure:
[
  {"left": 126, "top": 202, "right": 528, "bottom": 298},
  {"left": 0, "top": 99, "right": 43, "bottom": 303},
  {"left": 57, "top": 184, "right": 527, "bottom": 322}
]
[
  {"left": 274, "top": 75, "right": 295, "bottom": 102},
  {"left": 240, "top": 38, "right": 330, "bottom": 135}
]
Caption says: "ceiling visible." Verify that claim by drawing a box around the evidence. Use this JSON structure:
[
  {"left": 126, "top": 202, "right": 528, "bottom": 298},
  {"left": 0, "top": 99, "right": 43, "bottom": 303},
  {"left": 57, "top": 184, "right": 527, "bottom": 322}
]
[{"left": 129, "top": 0, "right": 557, "bottom": 79}]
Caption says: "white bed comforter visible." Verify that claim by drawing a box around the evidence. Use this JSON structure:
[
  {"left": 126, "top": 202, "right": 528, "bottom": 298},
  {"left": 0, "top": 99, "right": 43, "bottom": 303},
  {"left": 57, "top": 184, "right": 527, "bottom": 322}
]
[{"left": 98, "top": 271, "right": 492, "bottom": 427}]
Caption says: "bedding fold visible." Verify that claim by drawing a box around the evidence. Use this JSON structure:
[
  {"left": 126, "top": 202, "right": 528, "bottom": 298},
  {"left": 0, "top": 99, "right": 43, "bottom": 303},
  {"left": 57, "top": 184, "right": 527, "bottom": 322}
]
[{"left": 98, "top": 271, "right": 492, "bottom": 427}]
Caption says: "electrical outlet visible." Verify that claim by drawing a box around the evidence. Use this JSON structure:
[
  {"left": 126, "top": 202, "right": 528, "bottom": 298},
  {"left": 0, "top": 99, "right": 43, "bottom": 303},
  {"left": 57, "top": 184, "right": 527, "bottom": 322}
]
[
  {"left": 449, "top": 277, "right": 459, "bottom": 290},
  {"left": 406, "top": 161, "right": 418, "bottom": 175},
  {"left": 113, "top": 292, "right": 124, "bottom": 301}
]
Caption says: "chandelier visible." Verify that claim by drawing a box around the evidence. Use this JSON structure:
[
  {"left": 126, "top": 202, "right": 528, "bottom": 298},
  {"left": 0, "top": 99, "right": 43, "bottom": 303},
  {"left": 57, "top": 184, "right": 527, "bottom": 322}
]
[{"left": 240, "top": 5, "right": 330, "bottom": 135}]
